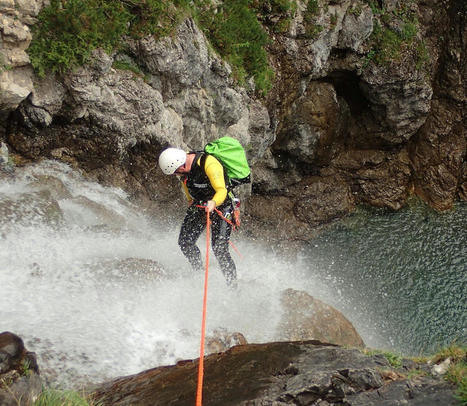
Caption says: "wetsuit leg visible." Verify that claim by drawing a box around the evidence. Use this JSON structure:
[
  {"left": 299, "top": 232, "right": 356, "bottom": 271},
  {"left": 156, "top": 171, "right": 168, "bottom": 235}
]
[
  {"left": 178, "top": 206, "right": 205, "bottom": 272},
  {"left": 211, "top": 207, "right": 237, "bottom": 285}
]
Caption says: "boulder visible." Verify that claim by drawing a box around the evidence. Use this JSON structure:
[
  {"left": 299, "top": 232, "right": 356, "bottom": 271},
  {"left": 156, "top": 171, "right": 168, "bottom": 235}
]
[
  {"left": 0, "top": 332, "right": 42, "bottom": 406},
  {"left": 205, "top": 329, "right": 248, "bottom": 354},
  {"left": 290, "top": 176, "right": 355, "bottom": 226},
  {"left": 88, "top": 257, "right": 167, "bottom": 283},
  {"left": 0, "top": 190, "right": 63, "bottom": 228},
  {"left": 277, "top": 289, "right": 365, "bottom": 348}
]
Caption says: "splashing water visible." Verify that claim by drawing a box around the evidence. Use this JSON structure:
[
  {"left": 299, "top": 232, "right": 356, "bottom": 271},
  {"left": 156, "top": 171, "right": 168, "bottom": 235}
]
[
  {"left": 0, "top": 160, "right": 334, "bottom": 387},
  {"left": 1, "top": 160, "right": 465, "bottom": 388}
]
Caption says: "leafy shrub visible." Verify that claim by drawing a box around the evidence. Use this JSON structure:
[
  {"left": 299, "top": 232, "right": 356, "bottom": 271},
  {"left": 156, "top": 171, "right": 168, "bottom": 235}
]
[
  {"left": 307, "top": 0, "right": 319, "bottom": 16},
  {"left": 29, "top": 0, "right": 130, "bottom": 77},
  {"left": 251, "top": 0, "right": 297, "bottom": 33},
  {"left": 124, "top": 0, "right": 191, "bottom": 38},
  {"left": 370, "top": 22, "right": 405, "bottom": 64},
  {"left": 112, "top": 60, "right": 144, "bottom": 76},
  {"left": 194, "top": 0, "right": 273, "bottom": 94},
  {"left": 302, "top": 0, "right": 324, "bottom": 39},
  {"left": 28, "top": 0, "right": 190, "bottom": 77},
  {"left": 363, "top": 348, "right": 403, "bottom": 368},
  {"left": 29, "top": 0, "right": 274, "bottom": 95},
  {"left": 364, "top": 3, "right": 427, "bottom": 69}
]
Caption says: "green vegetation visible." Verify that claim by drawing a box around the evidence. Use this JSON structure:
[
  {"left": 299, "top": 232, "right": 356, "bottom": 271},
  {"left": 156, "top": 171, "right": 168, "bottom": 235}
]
[
  {"left": 415, "top": 40, "right": 429, "bottom": 70},
  {"left": 330, "top": 13, "right": 337, "bottom": 27},
  {"left": 363, "top": 1, "right": 428, "bottom": 70},
  {"left": 447, "top": 361, "right": 467, "bottom": 405},
  {"left": 349, "top": 5, "right": 363, "bottom": 17},
  {"left": 435, "top": 346, "right": 467, "bottom": 405},
  {"left": 407, "top": 368, "right": 428, "bottom": 380},
  {"left": 29, "top": 0, "right": 191, "bottom": 78},
  {"left": 30, "top": 0, "right": 127, "bottom": 77},
  {"left": 371, "top": 22, "right": 409, "bottom": 64},
  {"left": 306, "top": 0, "right": 320, "bottom": 16},
  {"left": 20, "top": 359, "right": 32, "bottom": 377},
  {"left": 431, "top": 344, "right": 466, "bottom": 364},
  {"left": 252, "top": 0, "right": 297, "bottom": 33},
  {"left": 305, "top": 23, "right": 324, "bottom": 39},
  {"left": 0, "top": 53, "right": 12, "bottom": 73},
  {"left": 25, "top": 0, "right": 434, "bottom": 93},
  {"left": 364, "top": 348, "right": 403, "bottom": 368},
  {"left": 28, "top": 0, "right": 277, "bottom": 95},
  {"left": 303, "top": 0, "right": 324, "bottom": 39},
  {"left": 33, "top": 389, "right": 100, "bottom": 406},
  {"left": 194, "top": 0, "right": 274, "bottom": 94},
  {"left": 112, "top": 59, "right": 144, "bottom": 77},
  {"left": 366, "top": 0, "right": 384, "bottom": 16},
  {"left": 0, "top": 63, "right": 13, "bottom": 73},
  {"left": 364, "top": 345, "right": 466, "bottom": 405}
]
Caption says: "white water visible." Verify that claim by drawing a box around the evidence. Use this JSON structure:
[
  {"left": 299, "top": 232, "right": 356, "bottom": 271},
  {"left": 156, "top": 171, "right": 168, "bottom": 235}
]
[{"left": 0, "top": 160, "right": 371, "bottom": 388}]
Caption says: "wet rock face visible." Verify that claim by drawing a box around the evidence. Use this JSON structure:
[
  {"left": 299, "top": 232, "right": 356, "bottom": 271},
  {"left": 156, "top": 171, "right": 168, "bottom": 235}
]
[
  {"left": 261, "top": 0, "right": 465, "bottom": 217},
  {"left": 91, "top": 341, "right": 457, "bottom": 406},
  {"left": 0, "top": 189, "right": 63, "bottom": 228},
  {"left": 3, "top": 15, "right": 271, "bottom": 213},
  {"left": 274, "top": 81, "right": 348, "bottom": 165},
  {"left": 408, "top": 0, "right": 466, "bottom": 211},
  {"left": 0, "top": 332, "right": 41, "bottom": 406},
  {"left": 328, "top": 148, "right": 412, "bottom": 210},
  {"left": 243, "top": 174, "right": 355, "bottom": 246}
]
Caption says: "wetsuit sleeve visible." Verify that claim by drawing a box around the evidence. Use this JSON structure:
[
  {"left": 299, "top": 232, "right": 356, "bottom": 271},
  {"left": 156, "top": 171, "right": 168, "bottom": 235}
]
[{"left": 203, "top": 155, "right": 227, "bottom": 206}]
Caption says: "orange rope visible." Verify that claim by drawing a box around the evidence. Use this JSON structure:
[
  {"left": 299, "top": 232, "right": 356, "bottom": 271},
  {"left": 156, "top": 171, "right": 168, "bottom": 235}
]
[
  {"left": 196, "top": 210, "right": 210, "bottom": 406},
  {"left": 213, "top": 207, "right": 236, "bottom": 229},
  {"left": 229, "top": 240, "right": 243, "bottom": 260}
]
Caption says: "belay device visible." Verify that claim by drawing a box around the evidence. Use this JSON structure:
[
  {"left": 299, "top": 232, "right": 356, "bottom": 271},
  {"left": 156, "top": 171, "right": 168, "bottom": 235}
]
[{"left": 203, "top": 136, "right": 251, "bottom": 188}]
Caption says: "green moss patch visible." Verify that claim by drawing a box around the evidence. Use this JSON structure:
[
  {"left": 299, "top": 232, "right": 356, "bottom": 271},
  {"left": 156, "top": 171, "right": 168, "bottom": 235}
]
[{"left": 29, "top": 0, "right": 276, "bottom": 95}]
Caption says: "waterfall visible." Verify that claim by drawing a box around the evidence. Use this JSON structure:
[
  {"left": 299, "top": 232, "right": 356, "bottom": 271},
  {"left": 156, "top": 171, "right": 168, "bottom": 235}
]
[
  {"left": 1, "top": 160, "right": 464, "bottom": 388},
  {"left": 0, "top": 160, "right": 342, "bottom": 387}
]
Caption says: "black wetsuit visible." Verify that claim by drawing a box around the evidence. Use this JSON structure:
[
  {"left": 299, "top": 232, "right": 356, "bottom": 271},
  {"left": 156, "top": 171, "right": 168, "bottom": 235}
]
[{"left": 178, "top": 153, "right": 236, "bottom": 285}]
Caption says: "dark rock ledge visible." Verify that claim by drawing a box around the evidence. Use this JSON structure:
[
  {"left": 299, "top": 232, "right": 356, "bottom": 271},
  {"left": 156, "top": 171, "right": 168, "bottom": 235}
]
[
  {"left": 0, "top": 332, "right": 458, "bottom": 406},
  {"left": 91, "top": 341, "right": 457, "bottom": 406}
]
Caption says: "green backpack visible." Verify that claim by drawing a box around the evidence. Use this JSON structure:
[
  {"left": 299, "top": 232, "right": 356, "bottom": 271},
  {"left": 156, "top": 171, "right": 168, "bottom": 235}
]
[{"left": 202, "top": 136, "right": 251, "bottom": 188}]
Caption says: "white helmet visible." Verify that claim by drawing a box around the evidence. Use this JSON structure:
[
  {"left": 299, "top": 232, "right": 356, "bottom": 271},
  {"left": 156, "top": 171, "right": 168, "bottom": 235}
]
[{"left": 158, "top": 147, "right": 187, "bottom": 175}]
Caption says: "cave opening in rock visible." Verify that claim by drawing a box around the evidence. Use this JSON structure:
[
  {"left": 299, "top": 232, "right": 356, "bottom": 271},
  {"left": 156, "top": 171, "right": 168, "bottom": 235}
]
[{"left": 324, "top": 70, "right": 369, "bottom": 117}]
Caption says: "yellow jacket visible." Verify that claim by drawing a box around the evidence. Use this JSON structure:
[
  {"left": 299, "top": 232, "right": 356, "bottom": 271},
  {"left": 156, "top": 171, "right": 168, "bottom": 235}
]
[{"left": 181, "top": 154, "right": 227, "bottom": 207}]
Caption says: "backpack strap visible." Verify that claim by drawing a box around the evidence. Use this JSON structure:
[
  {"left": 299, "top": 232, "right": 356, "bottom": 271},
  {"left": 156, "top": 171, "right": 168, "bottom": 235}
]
[
  {"left": 199, "top": 152, "right": 232, "bottom": 191},
  {"left": 199, "top": 151, "right": 207, "bottom": 170}
]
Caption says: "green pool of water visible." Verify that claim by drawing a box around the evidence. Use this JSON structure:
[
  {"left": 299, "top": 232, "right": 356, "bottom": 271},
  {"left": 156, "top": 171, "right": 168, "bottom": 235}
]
[{"left": 306, "top": 199, "right": 466, "bottom": 355}]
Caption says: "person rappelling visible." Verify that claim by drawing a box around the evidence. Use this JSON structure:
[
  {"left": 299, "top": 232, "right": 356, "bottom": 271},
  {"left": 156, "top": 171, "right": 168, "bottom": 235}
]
[{"left": 159, "top": 139, "right": 250, "bottom": 287}]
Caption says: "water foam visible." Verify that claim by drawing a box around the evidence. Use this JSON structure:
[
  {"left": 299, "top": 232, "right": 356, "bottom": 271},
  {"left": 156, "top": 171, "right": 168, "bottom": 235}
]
[{"left": 1, "top": 161, "right": 350, "bottom": 387}]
